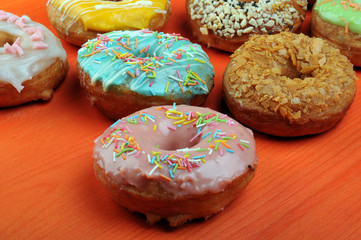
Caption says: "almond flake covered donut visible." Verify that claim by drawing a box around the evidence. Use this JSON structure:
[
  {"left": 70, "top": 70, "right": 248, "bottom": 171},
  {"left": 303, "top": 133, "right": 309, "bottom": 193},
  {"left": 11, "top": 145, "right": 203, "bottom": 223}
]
[
  {"left": 186, "top": 0, "right": 307, "bottom": 52},
  {"left": 77, "top": 30, "right": 215, "bottom": 120},
  {"left": 94, "top": 104, "right": 257, "bottom": 227},
  {"left": 0, "top": 11, "right": 68, "bottom": 107},
  {"left": 223, "top": 32, "right": 357, "bottom": 137}
]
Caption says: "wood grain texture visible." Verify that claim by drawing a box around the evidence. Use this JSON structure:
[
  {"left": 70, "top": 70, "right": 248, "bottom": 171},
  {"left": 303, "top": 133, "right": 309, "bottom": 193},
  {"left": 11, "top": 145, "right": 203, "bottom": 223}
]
[{"left": 1, "top": 1, "right": 361, "bottom": 239}]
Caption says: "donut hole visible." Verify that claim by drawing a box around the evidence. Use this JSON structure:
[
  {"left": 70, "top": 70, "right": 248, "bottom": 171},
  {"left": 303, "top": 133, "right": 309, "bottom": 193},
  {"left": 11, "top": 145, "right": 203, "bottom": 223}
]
[
  {"left": 282, "top": 61, "right": 317, "bottom": 80},
  {"left": 0, "top": 32, "right": 17, "bottom": 46},
  {"left": 281, "top": 62, "right": 304, "bottom": 79},
  {"left": 156, "top": 124, "right": 201, "bottom": 151}
]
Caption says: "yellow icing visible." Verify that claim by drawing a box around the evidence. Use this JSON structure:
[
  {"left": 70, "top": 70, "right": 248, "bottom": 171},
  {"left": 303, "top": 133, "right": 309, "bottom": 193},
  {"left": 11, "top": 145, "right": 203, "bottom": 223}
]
[{"left": 49, "top": 0, "right": 168, "bottom": 31}]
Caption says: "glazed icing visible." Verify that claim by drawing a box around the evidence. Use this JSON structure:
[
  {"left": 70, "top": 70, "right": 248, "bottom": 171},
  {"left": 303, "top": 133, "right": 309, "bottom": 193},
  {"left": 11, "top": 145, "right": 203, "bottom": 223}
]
[
  {"left": 0, "top": 11, "right": 67, "bottom": 92},
  {"left": 93, "top": 105, "right": 257, "bottom": 196},
  {"left": 77, "top": 30, "right": 214, "bottom": 99},
  {"left": 47, "top": 0, "right": 169, "bottom": 32},
  {"left": 314, "top": 0, "right": 361, "bottom": 35}
]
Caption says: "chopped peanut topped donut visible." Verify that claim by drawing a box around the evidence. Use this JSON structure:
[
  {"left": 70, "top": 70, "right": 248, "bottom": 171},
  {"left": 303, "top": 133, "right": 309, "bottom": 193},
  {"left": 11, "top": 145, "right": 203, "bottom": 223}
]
[{"left": 186, "top": 0, "right": 307, "bottom": 52}]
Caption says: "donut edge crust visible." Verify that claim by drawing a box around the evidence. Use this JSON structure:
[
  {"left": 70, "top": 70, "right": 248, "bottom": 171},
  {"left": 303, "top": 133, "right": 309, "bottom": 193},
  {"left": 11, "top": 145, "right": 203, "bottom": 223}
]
[
  {"left": 223, "top": 71, "right": 351, "bottom": 137},
  {"left": 310, "top": 8, "right": 361, "bottom": 67},
  {"left": 77, "top": 64, "right": 214, "bottom": 120},
  {"left": 0, "top": 58, "right": 69, "bottom": 107},
  {"left": 94, "top": 160, "right": 256, "bottom": 227}
]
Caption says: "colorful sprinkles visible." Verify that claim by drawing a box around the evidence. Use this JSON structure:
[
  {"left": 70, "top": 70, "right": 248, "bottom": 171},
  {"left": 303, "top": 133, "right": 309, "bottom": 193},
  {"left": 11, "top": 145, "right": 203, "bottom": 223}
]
[
  {"left": 78, "top": 30, "right": 214, "bottom": 98},
  {"left": 99, "top": 105, "right": 252, "bottom": 181}
]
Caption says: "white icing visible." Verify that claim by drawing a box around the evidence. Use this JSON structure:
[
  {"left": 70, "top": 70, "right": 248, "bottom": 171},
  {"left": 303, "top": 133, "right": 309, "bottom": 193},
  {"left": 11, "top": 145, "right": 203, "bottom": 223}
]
[
  {"left": 94, "top": 1, "right": 153, "bottom": 10},
  {"left": 0, "top": 12, "right": 67, "bottom": 92}
]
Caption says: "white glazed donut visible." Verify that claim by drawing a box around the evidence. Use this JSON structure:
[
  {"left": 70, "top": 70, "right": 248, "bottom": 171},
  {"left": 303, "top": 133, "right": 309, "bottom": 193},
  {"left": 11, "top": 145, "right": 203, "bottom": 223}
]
[{"left": 0, "top": 11, "right": 68, "bottom": 107}]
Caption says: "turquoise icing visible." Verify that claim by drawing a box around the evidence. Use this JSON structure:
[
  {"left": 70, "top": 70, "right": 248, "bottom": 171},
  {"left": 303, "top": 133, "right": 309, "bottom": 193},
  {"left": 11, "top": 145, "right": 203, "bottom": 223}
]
[
  {"left": 314, "top": 0, "right": 361, "bottom": 35},
  {"left": 77, "top": 30, "right": 214, "bottom": 100}
]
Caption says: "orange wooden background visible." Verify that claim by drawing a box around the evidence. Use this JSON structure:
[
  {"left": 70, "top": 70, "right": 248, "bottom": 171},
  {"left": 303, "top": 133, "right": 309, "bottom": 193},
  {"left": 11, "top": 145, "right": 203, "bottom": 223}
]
[{"left": 1, "top": 1, "right": 361, "bottom": 239}]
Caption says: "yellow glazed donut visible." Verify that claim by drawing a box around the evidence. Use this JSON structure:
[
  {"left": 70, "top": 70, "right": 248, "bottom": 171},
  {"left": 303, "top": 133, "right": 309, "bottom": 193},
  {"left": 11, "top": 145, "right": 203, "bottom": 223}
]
[
  {"left": 186, "top": 0, "right": 307, "bottom": 52},
  {"left": 94, "top": 104, "right": 257, "bottom": 226},
  {"left": 47, "top": 0, "right": 171, "bottom": 46},
  {"left": 0, "top": 11, "right": 68, "bottom": 107},
  {"left": 223, "top": 32, "right": 357, "bottom": 137}
]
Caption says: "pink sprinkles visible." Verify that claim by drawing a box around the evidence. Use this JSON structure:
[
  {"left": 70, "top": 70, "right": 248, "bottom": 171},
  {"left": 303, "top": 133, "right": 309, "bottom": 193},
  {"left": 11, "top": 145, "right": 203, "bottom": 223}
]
[{"left": 0, "top": 11, "right": 48, "bottom": 57}]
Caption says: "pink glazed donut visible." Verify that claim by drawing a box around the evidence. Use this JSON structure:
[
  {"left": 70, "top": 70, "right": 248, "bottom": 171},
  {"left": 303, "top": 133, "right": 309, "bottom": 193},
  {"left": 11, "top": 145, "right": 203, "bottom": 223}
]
[{"left": 93, "top": 104, "right": 257, "bottom": 227}]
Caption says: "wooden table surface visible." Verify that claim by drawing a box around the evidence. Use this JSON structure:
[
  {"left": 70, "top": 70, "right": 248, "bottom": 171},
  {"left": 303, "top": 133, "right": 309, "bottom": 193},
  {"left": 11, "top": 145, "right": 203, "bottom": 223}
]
[{"left": 1, "top": 1, "right": 361, "bottom": 239}]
